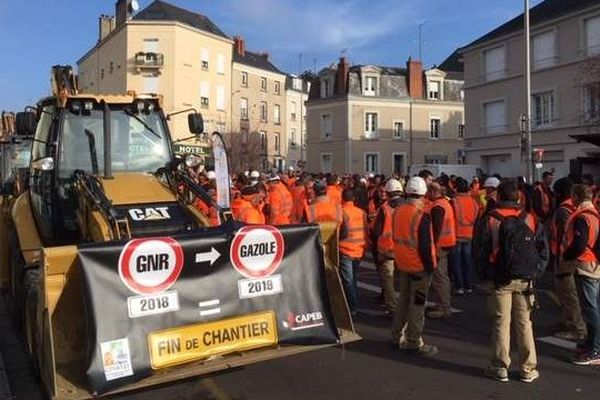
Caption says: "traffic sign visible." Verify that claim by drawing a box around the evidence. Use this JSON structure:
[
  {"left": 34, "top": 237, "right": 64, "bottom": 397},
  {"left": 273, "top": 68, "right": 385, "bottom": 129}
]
[
  {"left": 230, "top": 226, "right": 284, "bottom": 279},
  {"left": 118, "top": 237, "right": 184, "bottom": 295}
]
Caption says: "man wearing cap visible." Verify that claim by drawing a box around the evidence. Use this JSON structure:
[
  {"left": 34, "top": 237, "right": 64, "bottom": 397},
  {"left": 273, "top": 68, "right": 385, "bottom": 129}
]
[
  {"left": 249, "top": 170, "right": 260, "bottom": 186},
  {"left": 482, "top": 177, "right": 501, "bottom": 214},
  {"left": 234, "top": 185, "right": 266, "bottom": 224},
  {"left": 391, "top": 176, "right": 438, "bottom": 356},
  {"left": 303, "top": 180, "right": 342, "bottom": 223},
  {"left": 373, "top": 179, "right": 404, "bottom": 316},
  {"left": 266, "top": 173, "right": 293, "bottom": 225}
]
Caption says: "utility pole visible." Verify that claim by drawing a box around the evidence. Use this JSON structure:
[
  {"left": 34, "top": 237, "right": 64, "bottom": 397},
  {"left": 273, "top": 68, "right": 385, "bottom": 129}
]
[{"left": 524, "top": 0, "right": 533, "bottom": 184}]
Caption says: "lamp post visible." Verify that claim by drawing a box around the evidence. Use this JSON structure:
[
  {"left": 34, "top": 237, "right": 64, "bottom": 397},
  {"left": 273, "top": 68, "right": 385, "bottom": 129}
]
[{"left": 523, "top": 0, "right": 533, "bottom": 184}]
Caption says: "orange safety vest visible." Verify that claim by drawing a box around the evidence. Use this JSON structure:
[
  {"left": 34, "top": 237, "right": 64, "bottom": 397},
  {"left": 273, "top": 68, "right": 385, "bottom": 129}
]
[
  {"left": 236, "top": 198, "right": 266, "bottom": 224},
  {"left": 562, "top": 205, "right": 599, "bottom": 263},
  {"left": 327, "top": 185, "right": 342, "bottom": 205},
  {"left": 392, "top": 200, "right": 437, "bottom": 273},
  {"left": 268, "top": 182, "right": 293, "bottom": 225},
  {"left": 340, "top": 202, "right": 368, "bottom": 259},
  {"left": 231, "top": 197, "right": 246, "bottom": 218},
  {"left": 549, "top": 198, "right": 574, "bottom": 257},
  {"left": 488, "top": 208, "right": 536, "bottom": 264},
  {"left": 518, "top": 189, "right": 527, "bottom": 210},
  {"left": 431, "top": 197, "right": 457, "bottom": 248},
  {"left": 290, "top": 185, "right": 307, "bottom": 223},
  {"left": 306, "top": 196, "right": 342, "bottom": 223},
  {"left": 534, "top": 184, "right": 551, "bottom": 217},
  {"left": 452, "top": 193, "right": 479, "bottom": 240},
  {"left": 377, "top": 202, "right": 395, "bottom": 254}
]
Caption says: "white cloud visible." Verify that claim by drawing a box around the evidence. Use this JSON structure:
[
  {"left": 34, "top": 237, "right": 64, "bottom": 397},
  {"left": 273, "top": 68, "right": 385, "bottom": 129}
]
[{"left": 220, "top": 0, "right": 420, "bottom": 53}]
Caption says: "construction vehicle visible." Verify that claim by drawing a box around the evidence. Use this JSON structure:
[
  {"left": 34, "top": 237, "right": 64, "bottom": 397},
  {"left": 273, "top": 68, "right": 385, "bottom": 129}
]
[{"left": 2, "top": 66, "right": 358, "bottom": 399}]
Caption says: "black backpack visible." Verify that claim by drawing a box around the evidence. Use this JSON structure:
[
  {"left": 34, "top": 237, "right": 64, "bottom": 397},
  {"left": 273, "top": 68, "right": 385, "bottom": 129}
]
[{"left": 489, "top": 211, "right": 543, "bottom": 284}]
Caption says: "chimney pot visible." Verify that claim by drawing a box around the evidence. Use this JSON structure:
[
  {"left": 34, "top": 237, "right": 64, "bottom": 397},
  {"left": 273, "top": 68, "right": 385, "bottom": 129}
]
[
  {"left": 336, "top": 57, "right": 349, "bottom": 95},
  {"left": 234, "top": 35, "right": 245, "bottom": 57}
]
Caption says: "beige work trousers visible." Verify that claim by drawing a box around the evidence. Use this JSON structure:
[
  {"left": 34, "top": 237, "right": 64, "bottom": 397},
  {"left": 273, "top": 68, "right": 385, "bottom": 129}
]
[
  {"left": 430, "top": 249, "right": 451, "bottom": 312},
  {"left": 486, "top": 279, "right": 537, "bottom": 374},
  {"left": 555, "top": 272, "right": 586, "bottom": 335},
  {"left": 378, "top": 257, "right": 397, "bottom": 311},
  {"left": 391, "top": 271, "right": 433, "bottom": 349}
]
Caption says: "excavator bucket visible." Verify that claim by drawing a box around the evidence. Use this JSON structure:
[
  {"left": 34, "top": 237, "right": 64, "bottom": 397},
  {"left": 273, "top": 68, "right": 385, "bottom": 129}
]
[{"left": 35, "top": 222, "right": 358, "bottom": 399}]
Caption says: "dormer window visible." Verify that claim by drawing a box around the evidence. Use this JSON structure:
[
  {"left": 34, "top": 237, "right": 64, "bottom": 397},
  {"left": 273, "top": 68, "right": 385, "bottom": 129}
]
[
  {"left": 321, "top": 78, "right": 332, "bottom": 98},
  {"left": 364, "top": 76, "right": 378, "bottom": 96},
  {"left": 428, "top": 81, "right": 440, "bottom": 100}
]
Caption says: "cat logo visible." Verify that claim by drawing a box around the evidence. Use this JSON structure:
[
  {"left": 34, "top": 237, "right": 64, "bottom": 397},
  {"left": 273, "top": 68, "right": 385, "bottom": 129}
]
[{"left": 128, "top": 207, "right": 171, "bottom": 221}]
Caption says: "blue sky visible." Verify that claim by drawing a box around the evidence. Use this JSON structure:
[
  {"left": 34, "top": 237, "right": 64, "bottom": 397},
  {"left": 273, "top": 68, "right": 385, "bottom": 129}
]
[{"left": 0, "top": 0, "right": 543, "bottom": 110}]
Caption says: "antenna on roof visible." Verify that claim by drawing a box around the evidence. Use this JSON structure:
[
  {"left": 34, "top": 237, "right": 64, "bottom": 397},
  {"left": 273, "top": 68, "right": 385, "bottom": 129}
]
[
  {"left": 340, "top": 48, "right": 348, "bottom": 58},
  {"left": 313, "top": 58, "right": 317, "bottom": 73}
]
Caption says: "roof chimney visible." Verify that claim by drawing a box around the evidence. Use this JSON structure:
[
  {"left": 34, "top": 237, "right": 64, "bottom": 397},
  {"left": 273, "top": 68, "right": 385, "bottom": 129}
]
[
  {"left": 407, "top": 57, "right": 423, "bottom": 99},
  {"left": 98, "top": 14, "right": 115, "bottom": 42},
  {"left": 336, "top": 57, "right": 349, "bottom": 95},
  {"left": 261, "top": 51, "right": 270, "bottom": 61},
  {"left": 115, "top": 0, "right": 134, "bottom": 28},
  {"left": 234, "top": 35, "right": 245, "bottom": 57}
]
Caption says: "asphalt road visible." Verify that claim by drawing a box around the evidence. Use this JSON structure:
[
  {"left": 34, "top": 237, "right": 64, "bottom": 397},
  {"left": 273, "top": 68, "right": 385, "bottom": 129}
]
[{"left": 4, "top": 259, "right": 600, "bottom": 400}]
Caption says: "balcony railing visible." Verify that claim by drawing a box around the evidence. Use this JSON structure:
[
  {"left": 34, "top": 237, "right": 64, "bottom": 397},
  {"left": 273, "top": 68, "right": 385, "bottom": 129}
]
[{"left": 134, "top": 52, "right": 164, "bottom": 72}]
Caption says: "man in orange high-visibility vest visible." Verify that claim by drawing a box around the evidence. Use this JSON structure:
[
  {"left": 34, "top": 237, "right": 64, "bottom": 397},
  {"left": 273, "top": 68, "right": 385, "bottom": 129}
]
[{"left": 391, "top": 177, "right": 438, "bottom": 357}]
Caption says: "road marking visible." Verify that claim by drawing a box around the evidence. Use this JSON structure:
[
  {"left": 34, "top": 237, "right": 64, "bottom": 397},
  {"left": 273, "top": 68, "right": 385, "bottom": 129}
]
[
  {"left": 357, "top": 281, "right": 463, "bottom": 313},
  {"left": 537, "top": 336, "right": 577, "bottom": 350}
]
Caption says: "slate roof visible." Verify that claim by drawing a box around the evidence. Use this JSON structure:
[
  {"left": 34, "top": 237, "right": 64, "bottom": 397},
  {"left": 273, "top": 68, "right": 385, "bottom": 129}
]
[
  {"left": 233, "top": 50, "right": 284, "bottom": 75},
  {"left": 463, "top": 0, "right": 599, "bottom": 50},
  {"left": 438, "top": 49, "right": 463, "bottom": 80},
  {"left": 133, "top": 0, "right": 229, "bottom": 39}
]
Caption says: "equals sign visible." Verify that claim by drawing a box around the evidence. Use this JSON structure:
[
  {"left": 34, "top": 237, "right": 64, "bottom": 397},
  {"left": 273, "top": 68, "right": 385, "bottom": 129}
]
[{"left": 198, "top": 299, "right": 221, "bottom": 317}]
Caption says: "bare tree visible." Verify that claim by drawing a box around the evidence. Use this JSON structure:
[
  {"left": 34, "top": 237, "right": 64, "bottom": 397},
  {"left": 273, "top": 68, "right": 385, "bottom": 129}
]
[{"left": 224, "top": 130, "right": 266, "bottom": 172}]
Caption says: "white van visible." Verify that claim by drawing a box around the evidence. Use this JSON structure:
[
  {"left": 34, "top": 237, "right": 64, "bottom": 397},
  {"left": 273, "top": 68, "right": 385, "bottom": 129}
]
[{"left": 408, "top": 164, "right": 484, "bottom": 180}]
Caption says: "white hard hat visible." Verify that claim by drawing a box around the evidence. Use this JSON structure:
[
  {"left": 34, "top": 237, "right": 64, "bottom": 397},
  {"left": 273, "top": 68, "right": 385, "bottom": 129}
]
[
  {"left": 250, "top": 170, "right": 260, "bottom": 179},
  {"left": 368, "top": 173, "right": 375, "bottom": 179},
  {"left": 206, "top": 171, "right": 216, "bottom": 180},
  {"left": 288, "top": 166, "right": 294, "bottom": 171},
  {"left": 244, "top": 170, "right": 250, "bottom": 176},
  {"left": 385, "top": 178, "right": 403, "bottom": 193},
  {"left": 484, "top": 177, "right": 500, "bottom": 189},
  {"left": 405, "top": 177, "right": 427, "bottom": 196}
]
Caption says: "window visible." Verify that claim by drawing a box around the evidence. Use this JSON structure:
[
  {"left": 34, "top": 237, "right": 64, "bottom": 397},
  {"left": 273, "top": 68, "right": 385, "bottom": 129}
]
[
  {"left": 216, "top": 85, "right": 225, "bottom": 111},
  {"left": 241, "top": 128, "right": 249, "bottom": 144},
  {"left": 430, "top": 118, "right": 441, "bottom": 139},
  {"left": 584, "top": 82, "right": 600, "bottom": 121},
  {"left": 200, "top": 81, "right": 210, "bottom": 108},
  {"left": 143, "top": 75, "right": 159, "bottom": 93},
  {"left": 275, "top": 81, "right": 281, "bottom": 95},
  {"left": 532, "top": 31, "right": 556, "bottom": 69},
  {"left": 260, "top": 131, "right": 266, "bottom": 150},
  {"left": 290, "top": 128, "right": 297, "bottom": 147},
  {"left": 321, "top": 153, "right": 332, "bottom": 173},
  {"left": 585, "top": 16, "right": 600, "bottom": 56},
  {"left": 321, "top": 78, "right": 331, "bottom": 98},
  {"left": 365, "top": 153, "right": 379, "bottom": 174},
  {"left": 393, "top": 121, "right": 405, "bottom": 139},
  {"left": 290, "top": 101, "right": 297, "bottom": 121},
  {"left": 458, "top": 124, "right": 465, "bottom": 139},
  {"left": 483, "top": 100, "right": 506, "bottom": 133},
  {"left": 201, "top": 48, "right": 209, "bottom": 70},
  {"left": 260, "top": 102, "right": 267, "bottom": 122},
  {"left": 293, "top": 78, "right": 302, "bottom": 91},
  {"left": 364, "top": 76, "right": 377, "bottom": 96},
  {"left": 274, "top": 104, "right": 281, "bottom": 124},
  {"left": 274, "top": 133, "right": 280, "bottom": 152},
  {"left": 241, "top": 72, "right": 248, "bottom": 87},
  {"left": 217, "top": 53, "right": 225, "bottom": 74},
  {"left": 321, "top": 114, "right": 333, "bottom": 139},
  {"left": 240, "top": 98, "right": 248, "bottom": 120},
  {"left": 428, "top": 81, "right": 440, "bottom": 100},
  {"left": 261, "top": 77, "right": 267, "bottom": 91},
  {"left": 484, "top": 46, "right": 506, "bottom": 81},
  {"left": 532, "top": 91, "right": 554, "bottom": 127},
  {"left": 143, "top": 38, "right": 159, "bottom": 53},
  {"left": 364, "top": 113, "right": 378, "bottom": 138}
]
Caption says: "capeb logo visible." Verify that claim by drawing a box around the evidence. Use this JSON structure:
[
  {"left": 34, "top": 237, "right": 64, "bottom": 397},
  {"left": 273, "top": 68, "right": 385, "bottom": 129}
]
[{"left": 282, "top": 311, "right": 324, "bottom": 331}]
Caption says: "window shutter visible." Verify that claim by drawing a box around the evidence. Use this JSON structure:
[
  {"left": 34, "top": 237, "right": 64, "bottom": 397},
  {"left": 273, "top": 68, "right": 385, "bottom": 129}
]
[
  {"left": 533, "top": 31, "right": 555, "bottom": 68},
  {"left": 216, "top": 85, "right": 225, "bottom": 110},
  {"left": 484, "top": 47, "right": 505, "bottom": 79},
  {"left": 217, "top": 54, "right": 225, "bottom": 74},
  {"left": 485, "top": 101, "right": 505, "bottom": 133},
  {"left": 200, "top": 81, "right": 210, "bottom": 98},
  {"left": 586, "top": 16, "right": 600, "bottom": 55}
]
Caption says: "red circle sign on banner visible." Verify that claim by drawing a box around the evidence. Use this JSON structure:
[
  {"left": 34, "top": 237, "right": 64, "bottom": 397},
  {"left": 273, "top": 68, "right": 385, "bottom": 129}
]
[
  {"left": 230, "top": 226, "right": 285, "bottom": 279},
  {"left": 118, "top": 237, "right": 184, "bottom": 295}
]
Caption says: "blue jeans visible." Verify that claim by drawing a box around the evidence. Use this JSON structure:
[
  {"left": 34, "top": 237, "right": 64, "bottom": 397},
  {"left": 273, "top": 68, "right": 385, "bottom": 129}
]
[
  {"left": 575, "top": 274, "right": 600, "bottom": 352},
  {"left": 340, "top": 255, "right": 360, "bottom": 313},
  {"left": 451, "top": 241, "right": 473, "bottom": 290}
]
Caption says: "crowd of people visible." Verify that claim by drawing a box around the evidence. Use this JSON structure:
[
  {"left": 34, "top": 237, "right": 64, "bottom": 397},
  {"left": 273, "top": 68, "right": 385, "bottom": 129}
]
[{"left": 189, "top": 166, "right": 600, "bottom": 381}]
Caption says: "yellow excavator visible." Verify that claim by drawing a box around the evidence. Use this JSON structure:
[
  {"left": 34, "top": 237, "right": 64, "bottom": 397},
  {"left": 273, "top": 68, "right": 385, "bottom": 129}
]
[{"left": 1, "top": 66, "right": 358, "bottom": 399}]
